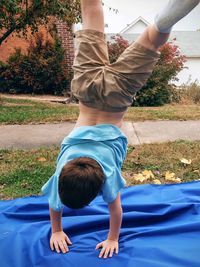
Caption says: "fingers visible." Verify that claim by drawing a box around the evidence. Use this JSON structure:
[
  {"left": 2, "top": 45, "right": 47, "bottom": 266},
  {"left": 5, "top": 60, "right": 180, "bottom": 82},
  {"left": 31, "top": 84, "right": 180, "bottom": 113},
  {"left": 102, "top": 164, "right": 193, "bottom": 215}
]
[
  {"left": 99, "top": 246, "right": 107, "bottom": 258},
  {"left": 98, "top": 246, "right": 115, "bottom": 259},
  {"left": 95, "top": 242, "right": 103, "bottom": 250},
  {"left": 109, "top": 247, "right": 115, "bottom": 258},
  {"left": 50, "top": 233, "right": 72, "bottom": 254},
  {"left": 50, "top": 240, "right": 69, "bottom": 254},
  {"left": 65, "top": 235, "right": 72, "bottom": 245},
  {"left": 96, "top": 241, "right": 119, "bottom": 259},
  {"left": 60, "top": 240, "right": 69, "bottom": 253},
  {"left": 50, "top": 239, "right": 54, "bottom": 251},
  {"left": 54, "top": 241, "right": 61, "bottom": 253},
  {"left": 103, "top": 247, "right": 110, "bottom": 259},
  {"left": 115, "top": 245, "right": 119, "bottom": 255}
]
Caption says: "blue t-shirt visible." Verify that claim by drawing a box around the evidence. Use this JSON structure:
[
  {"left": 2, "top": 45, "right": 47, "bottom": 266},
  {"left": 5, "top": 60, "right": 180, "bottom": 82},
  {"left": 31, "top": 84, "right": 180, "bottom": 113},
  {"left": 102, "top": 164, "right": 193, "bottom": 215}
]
[{"left": 41, "top": 124, "right": 128, "bottom": 211}]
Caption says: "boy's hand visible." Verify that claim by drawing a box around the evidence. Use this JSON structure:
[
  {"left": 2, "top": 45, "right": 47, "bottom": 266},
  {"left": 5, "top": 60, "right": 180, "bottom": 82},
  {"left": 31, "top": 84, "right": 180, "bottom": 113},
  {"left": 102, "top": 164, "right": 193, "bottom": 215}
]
[
  {"left": 95, "top": 239, "right": 119, "bottom": 258},
  {"left": 50, "top": 231, "right": 72, "bottom": 254}
]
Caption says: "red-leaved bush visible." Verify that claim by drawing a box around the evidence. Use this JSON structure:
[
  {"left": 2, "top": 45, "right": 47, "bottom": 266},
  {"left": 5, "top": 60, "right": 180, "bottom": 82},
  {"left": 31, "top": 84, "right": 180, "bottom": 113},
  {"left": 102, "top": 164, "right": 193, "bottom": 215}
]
[
  {"left": 107, "top": 35, "right": 186, "bottom": 106},
  {"left": 108, "top": 34, "right": 129, "bottom": 64}
]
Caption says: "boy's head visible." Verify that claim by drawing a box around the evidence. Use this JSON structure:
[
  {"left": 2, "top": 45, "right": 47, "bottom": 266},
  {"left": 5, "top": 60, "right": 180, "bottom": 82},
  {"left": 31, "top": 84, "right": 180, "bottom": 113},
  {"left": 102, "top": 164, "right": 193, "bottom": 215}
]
[{"left": 58, "top": 157, "right": 105, "bottom": 209}]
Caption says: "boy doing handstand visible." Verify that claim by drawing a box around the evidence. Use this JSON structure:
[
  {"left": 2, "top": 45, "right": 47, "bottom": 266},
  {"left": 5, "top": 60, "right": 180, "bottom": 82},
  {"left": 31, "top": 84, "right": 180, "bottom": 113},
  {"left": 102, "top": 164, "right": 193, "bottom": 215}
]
[{"left": 42, "top": 0, "right": 199, "bottom": 259}]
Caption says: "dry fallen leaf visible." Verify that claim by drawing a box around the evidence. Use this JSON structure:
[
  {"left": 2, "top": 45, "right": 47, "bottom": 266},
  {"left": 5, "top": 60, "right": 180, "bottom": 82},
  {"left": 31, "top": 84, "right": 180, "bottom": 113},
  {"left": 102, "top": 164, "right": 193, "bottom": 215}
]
[
  {"left": 133, "top": 170, "right": 155, "bottom": 183},
  {"left": 142, "top": 170, "right": 155, "bottom": 179},
  {"left": 165, "top": 171, "right": 175, "bottom": 180},
  {"left": 180, "top": 158, "right": 192, "bottom": 165},
  {"left": 153, "top": 179, "right": 162, "bottom": 184},
  {"left": 133, "top": 173, "right": 148, "bottom": 183},
  {"left": 0, "top": 184, "right": 5, "bottom": 189},
  {"left": 165, "top": 171, "right": 181, "bottom": 183},
  {"left": 37, "top": 157, "right": 47, "bottom": 162},
  {"left": 21, "top": 182, "right": 29, "bottom": 188}
]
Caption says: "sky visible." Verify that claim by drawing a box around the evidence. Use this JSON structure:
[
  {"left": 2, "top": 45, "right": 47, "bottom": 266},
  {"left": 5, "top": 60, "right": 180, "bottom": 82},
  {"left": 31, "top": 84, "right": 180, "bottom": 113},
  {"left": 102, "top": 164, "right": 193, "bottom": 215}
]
[{"left": 102, "top": 0, "right": 200, "bottom": 33}]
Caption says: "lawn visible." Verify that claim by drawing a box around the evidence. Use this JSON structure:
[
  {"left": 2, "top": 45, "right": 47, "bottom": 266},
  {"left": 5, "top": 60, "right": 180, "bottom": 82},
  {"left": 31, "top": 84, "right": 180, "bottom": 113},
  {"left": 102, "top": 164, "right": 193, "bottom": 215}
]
[
  {"left": 0, "top": 97, "right": 79, "bottom": 124},
  {"left": 0, "top": 140, "right": 199, "bottom": 200},
  {"left": 1, "top": 96, "right": 200, "bottom": 124}
]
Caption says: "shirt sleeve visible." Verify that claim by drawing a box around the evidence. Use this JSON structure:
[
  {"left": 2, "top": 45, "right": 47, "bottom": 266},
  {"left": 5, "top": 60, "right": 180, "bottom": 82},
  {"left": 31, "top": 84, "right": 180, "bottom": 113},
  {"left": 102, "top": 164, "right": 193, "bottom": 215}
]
[
  {"left": 41, "top": 174, "right": 64, "bottom": 212},
  {"left": 101, "top": 168, "right": 126, "bottom": 203}
]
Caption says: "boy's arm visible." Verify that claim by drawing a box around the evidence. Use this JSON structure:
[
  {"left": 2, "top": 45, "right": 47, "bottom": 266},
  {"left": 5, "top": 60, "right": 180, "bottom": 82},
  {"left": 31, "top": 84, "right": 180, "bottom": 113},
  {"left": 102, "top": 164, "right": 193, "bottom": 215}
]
[
  {"left": 96, "top": 193, "right": 122, "bottom": 258},
  {"left": 50, "top": 207, "right": 63, "bottom": 232},
  {"left": 107, "top": 193, "right": 122, "bottom": 241},
  {"left": 49, "top": 207, "right": 72, "bottom": 254}
]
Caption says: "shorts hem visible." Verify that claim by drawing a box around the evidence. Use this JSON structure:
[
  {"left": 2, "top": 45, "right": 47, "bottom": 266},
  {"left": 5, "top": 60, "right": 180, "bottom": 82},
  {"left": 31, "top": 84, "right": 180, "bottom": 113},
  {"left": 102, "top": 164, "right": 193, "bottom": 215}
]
[
  {"left": 134, "top": 42, "right": 160, "bottom": 58},
  {"left": 74, "top": 29, "right": 106, "bottom": 40}
]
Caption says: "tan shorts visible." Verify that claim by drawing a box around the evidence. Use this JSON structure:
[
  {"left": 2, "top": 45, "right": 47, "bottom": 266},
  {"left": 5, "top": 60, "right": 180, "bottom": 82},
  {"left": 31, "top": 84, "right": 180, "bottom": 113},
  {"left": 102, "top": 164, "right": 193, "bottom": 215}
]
[{"left": 71, "top": 29, "right": 160, "bottom": 112}]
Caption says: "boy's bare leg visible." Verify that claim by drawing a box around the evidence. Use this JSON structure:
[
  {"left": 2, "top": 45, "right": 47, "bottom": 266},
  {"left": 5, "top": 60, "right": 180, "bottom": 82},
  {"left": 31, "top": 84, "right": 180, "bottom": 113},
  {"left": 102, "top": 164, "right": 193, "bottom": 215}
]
[
  {"left": 135, "top": 25, "right": 170, "bottom": 52},
  {"left": 81, "top": 0, "right": 104, "bottom": 32},
  {"left": 135, "top": 0, "right": 200, "bottom": 52}
]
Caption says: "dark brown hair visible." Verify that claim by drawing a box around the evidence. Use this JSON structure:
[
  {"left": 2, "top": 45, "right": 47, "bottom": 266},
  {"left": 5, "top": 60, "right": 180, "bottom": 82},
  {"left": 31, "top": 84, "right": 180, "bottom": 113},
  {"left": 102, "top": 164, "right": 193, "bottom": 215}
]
[{"left": 58, "top": 157, "right": 105, "bottom": 209}]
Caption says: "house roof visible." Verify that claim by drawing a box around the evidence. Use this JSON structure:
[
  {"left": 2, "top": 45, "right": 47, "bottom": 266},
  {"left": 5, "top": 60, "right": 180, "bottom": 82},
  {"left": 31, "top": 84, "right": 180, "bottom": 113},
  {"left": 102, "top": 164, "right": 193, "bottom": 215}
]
[
  {"left": 106, "top": 31, "right": 200, "bottom": 57},
  {"left": 119, "top": 16, "right": 150, "bottom": 34}
]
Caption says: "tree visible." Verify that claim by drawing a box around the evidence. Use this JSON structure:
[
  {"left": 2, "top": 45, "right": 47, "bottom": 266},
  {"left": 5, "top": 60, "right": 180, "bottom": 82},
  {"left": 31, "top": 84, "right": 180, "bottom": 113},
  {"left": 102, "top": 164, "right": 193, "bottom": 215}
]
[
  {"left": 0, "top": 0, "right": 81, "bottom": 45},
  {"left": 107, "top": 35, "right": 186, "bottom": 106},
  {"left": 0, "top": 32, "right": 69, "bottom": 95}
]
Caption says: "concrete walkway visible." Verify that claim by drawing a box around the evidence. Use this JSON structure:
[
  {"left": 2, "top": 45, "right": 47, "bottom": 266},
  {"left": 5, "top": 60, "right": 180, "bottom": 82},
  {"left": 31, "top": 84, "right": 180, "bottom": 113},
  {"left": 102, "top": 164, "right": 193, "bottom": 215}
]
[{"left": 1, "top": 120, "right": 200, "bottom": 149}]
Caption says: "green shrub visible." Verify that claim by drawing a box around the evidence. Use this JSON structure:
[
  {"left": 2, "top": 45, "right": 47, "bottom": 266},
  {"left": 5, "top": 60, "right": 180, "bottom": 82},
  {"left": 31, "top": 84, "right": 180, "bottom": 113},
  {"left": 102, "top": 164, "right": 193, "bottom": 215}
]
[
  {"left": 0, "top": 32, "right": 69, "bottom": 95},
  {"left": 0, "top": 61, "right": 8, "bottom": 92},
  {"left": 107, "top": 36, "right": 186, "bottom": 106}
]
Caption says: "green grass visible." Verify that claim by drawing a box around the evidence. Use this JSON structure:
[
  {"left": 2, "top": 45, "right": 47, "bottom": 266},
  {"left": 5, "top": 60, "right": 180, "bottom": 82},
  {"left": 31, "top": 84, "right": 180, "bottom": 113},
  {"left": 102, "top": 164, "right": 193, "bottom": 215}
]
[
  {"left": 0, "top": 140, "right": 199, "bottom": 200},
  {"left": 0, "top": 97, "right": 79, "bottom": 124},
  {"left": 0, "top": 147, "right": 58, "bottom": 199},
  {"left": 1, "top": 97, "right": 200, "bottom": 124},
  {"left": 123, "top": 140, "right": 200, "bottom": 186},
  {"left": 124, "top": 104, "right": 200, "bottom": 121}
]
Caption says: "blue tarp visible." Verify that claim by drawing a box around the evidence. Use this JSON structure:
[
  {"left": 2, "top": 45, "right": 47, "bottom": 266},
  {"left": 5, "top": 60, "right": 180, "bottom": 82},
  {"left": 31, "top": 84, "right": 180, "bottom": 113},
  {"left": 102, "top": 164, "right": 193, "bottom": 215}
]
[{"left": 0, "top": 181, "right": 200, "bottom": 267}]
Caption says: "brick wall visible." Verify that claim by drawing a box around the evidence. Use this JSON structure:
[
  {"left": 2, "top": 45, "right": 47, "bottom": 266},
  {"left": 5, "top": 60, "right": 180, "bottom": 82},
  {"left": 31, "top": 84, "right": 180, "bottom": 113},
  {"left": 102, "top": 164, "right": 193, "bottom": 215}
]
[
  {"left": 55, "top": 19, "right": 74, "bottom": 78},
  {"left": 0, "top": 20, "right": 75, "bottom": 72},
  {"left": 0, "top": 26, "right": 53, "bottom": 62},
  {"left": 0, "top": 34, "right": 29, "bottom": 62}
]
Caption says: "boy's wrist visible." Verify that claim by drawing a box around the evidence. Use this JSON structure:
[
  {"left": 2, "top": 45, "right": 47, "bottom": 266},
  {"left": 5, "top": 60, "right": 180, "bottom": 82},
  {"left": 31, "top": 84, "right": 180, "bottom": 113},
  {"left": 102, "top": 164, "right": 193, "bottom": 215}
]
[
  {"left": 52, "top": 229, "right": 63, "bottom": 234},
  {"left": 107, "top": 237, "right": 118, "bottom": 242},
  {"left": 107, "top": 232, "right": 119, "bottom": 242}
]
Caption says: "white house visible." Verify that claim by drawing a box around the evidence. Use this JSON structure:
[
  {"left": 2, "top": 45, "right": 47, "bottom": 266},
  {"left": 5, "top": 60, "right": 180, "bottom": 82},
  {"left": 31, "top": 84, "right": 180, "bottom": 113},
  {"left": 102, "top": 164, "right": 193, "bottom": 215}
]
[
  {"left": 107, "top": 17, "right": 200, "bottom": 85},
  {"left": 120, "top": 16, "right": 150, "bottom": 34}
]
